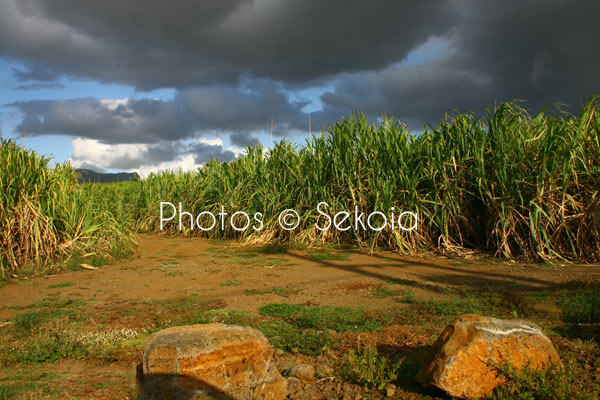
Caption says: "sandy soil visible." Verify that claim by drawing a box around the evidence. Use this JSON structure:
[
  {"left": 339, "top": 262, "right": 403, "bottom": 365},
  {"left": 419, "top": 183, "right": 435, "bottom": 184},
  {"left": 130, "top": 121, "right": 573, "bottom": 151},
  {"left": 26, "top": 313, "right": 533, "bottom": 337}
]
[
  {"left": 0, "top": 234, "right": 599, "bottom": 399},
  {"left": 2, "top": 234, "right": 598, "bottom": 319}
]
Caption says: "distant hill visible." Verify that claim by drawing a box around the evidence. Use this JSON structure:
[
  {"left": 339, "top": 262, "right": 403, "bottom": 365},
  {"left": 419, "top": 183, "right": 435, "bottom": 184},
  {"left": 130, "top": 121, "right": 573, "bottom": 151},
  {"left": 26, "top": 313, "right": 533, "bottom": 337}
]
[{"left": 75, "top": 168, "right": 140, "bottom": 184}]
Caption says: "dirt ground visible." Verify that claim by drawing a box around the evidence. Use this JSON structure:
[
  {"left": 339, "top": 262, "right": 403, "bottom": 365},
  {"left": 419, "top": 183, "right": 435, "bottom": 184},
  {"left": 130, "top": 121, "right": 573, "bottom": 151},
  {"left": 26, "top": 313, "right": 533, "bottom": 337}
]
[{"left": 1, "top": 234, "right": 599, "bottom": 399}]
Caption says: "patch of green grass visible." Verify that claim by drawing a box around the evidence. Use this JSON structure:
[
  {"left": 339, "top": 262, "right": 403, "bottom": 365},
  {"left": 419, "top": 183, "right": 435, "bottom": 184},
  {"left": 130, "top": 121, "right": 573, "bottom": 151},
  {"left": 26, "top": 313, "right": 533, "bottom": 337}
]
[
  {"left": 16, "top": 281, "right": 42, "bottom": 286},
  {"left": 0, "top": 385, "right": 14, "bottom": 400},
  {"left": 244, "top": 287, "right": 297, "bottom": 297},
  {"left": 12, "top": 311, "right": 44, "bottom": 331},
  {"left": 338, "top": 345, "right": 402, "bottom": 391},
  {"left": 450, "top": 262, "right": 470, "bottom": 266},
  {"left": 194, "top": 309, "right": 253, "bottom": 326},
  {"left": 10, "top": 298, "right": 86, "bottom": 332},
  {"left": 258, "top": 303, "right": 380, "bottom": 332},
  {"left": 308, "top": 251, "right": 350, "bottom": 261},
  {"left": 525, "top": 262, "right": 569, "bottom": 270},
  {"left": 370, "top": 287, "right": 402, "bottom": 299},
  {"left": 47, "top": 282, "right": 75, "bottom": 289},
  {"left": 262, "top": 257, "right": 294, "bottom": 267},
  {"left": 251, "top": 243, "right": 288, "bottom": 255},
  {"left": 2, "top": 326, "right": 85, "bottom": 363},
  {"left": 490, "top": 358, "right": 600, "bottom": 400},
  {"left": 560, "top": 289, "right": 600, "bottom": 323},
  {"left": 9, "top": 297, "right": 85, "bottom": 311},
  {"left": 400, "top": 290, "right": 416, "bottom": 304},
  {"left": 422, "top": 298, "right": 492, "bottom": 316},
  {"left": 220, "top": 280, "right": 242, "bottom": 287},
  {"left": 256, "top": 320, "right": 331, "bottom": 355},
  {"left": 526, "top": 292, "right": 550, "bottom": 301},
  {"left": 2, "top": 323, "right": 143, "bottom": 364}
]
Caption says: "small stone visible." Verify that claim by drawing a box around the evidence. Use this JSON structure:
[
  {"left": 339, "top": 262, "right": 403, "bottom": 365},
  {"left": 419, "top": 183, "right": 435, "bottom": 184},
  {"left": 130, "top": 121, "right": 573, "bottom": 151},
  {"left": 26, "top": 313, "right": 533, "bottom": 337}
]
[
  {"left": 274, "top": 348, "right": 285, "bottom": 357},
  {"left": 385, "top": 383, "right": 396, "bottom": 397},
  {"left": 291, "top": 347, "right": 300, "bottom": 354},
  {"left": 289, "top": 364, "right": 316, "bottom": 381},
  {"left": 342, "top": 395, "right": 352, "bottom": 400},
  {"left": 287, "top": 376, "right": 301, "bottom": 386}
]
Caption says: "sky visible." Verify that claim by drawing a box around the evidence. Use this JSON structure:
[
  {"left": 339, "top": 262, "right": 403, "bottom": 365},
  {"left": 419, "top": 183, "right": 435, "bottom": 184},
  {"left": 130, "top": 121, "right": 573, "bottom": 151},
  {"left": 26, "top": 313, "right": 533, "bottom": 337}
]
[{"left": 1, "top": 0, "right": 599, "bottom": 177}]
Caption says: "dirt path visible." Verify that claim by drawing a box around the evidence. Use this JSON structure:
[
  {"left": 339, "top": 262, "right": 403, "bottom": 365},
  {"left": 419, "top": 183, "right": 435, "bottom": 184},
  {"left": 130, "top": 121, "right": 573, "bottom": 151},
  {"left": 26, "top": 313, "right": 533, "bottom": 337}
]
[
  {"left": 2, "top": 234, "right": 598, "bottom": 319},
  {"left": 1, "top": 234, "right": 599, "bottom": 399}
]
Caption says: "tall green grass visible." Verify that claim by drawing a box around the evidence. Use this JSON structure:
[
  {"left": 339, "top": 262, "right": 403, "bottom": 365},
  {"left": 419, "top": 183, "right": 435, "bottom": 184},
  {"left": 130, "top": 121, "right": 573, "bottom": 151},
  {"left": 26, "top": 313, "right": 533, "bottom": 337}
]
[
  {"left": 2, "top": 96, "right": 599, "bottom": 278},
  {"left": 88, "top": 97, "right": 599, "bottom": 262},
  {"left": 0, "top": 139, "right": 135, "bottom": 279}
]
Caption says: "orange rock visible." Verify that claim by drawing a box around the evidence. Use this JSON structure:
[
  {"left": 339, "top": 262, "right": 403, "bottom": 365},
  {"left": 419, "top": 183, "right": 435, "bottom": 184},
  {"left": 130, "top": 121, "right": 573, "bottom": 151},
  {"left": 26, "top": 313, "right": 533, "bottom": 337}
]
[
  {"left": 416, "top": 314, "right": 560, "bottom": 399},
  {"left": 141, "top": 323, "right": 287, "bottom": 400}
]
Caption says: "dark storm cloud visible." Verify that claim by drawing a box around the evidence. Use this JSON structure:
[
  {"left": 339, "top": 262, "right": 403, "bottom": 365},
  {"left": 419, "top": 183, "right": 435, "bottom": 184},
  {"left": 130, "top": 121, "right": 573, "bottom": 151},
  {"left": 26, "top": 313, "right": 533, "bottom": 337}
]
[
  {"left": 10, "top": 97, "right": 196, "bottom": 144},
  {"left": 94, "top": 141, "right": 181, "bottom": 170},
  {"left": 12, "top": 65, "right": 62, "bottom": 82},
  {"left": 0, "top": 0, "right": 458, "bottom": 89},
  {"left": 180, "top": 81, "right": 310, "bottom": 134},
  {"left": 1, "top": 0, "right": 599, "bottom": 144},
  {"left": 186, "top": 142, "right": 236, "bottom": 165},
  {"left": 317, "top": 61, "right": 491, "bottom": 128},
  {"left": 318, "top": 0, "right": 600, "bottom": 127},
  {"left": 9, "top": 82, "right": 309, "bottom": 143},
  {"left": 230, "top": 133, "right": 260, "bottom": 147}
]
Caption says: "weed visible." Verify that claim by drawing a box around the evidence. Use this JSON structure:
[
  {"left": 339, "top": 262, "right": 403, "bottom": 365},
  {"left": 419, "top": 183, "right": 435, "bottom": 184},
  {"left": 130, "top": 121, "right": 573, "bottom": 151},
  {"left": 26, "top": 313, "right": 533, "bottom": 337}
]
[
  {"left": 560, "top": 289, "right": 600, "bottom": 323},
  {"left": 400, "top": 290, "right": 416, "bottom": 304},
  {"left": 308, "top": 251, "right": 350, "bottom": 261},
  {"left": 47, "top": 282, "right": 75, "bottom": 289},
  {"left": 12, "top": 311, "right": 44, "bottom": 331},
  {"left": 220, "top": 280, "right": 242, "bottom": 287},
  {"left": 370, "top": 287, "right": 402, "bottom": 299},
  {"left": 252, "top": 244, "right": 288, "bottom": 255},
  {"left": 490, "top": 357, "right": 600, "bottom": 400},
  {"left": 244, "top": 287, "right": 296, "bottom": 297},
  {"left": 0, "top": 385, "right": 13, "bottom": 400},
  {"left": 422, "top": 299, "right": 490, "bottom": 316},
  {"left": 258, "top": 303, "right": 380, "bottom": 332},
  {"left": 338, "top": 345, "right": 402, "bottom": 390},
  {"left": 10, "top": 298, "right": 84, "bottom": 332},
  {"left": 256, "top": 320, "right": 331, "bottom": 355},
  {"left": 194, "top": 309, "right": 252, "bottom": 326},
  {"left": 1, "top": 319, "right": 144, "bottom": 364},
  {"left": 526, "top": 293, "right": 550, "bottom": 301}
]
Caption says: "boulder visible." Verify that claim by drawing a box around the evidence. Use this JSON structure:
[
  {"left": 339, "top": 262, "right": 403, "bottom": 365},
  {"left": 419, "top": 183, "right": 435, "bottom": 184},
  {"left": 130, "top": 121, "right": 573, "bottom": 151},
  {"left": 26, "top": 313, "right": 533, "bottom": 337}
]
[
  {"left": 141, "top": 323, "right": 287, "bottom": 400},
  {"left": 416, "top": 314, "right": 560, "bottom": 399}
]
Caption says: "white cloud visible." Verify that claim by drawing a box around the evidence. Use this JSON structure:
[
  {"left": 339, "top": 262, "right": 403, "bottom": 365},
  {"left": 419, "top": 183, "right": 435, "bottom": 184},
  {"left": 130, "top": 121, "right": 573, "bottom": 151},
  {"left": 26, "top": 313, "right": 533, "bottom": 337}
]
[
  {"left": 70, "top": 137, "right": 157, "bottom": 170},
  {"left": 69, "top": 136, "right": 239, "bottom": 178},
  {"left": 134, "top": 154, "right": 202, "bottom": 179}
]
